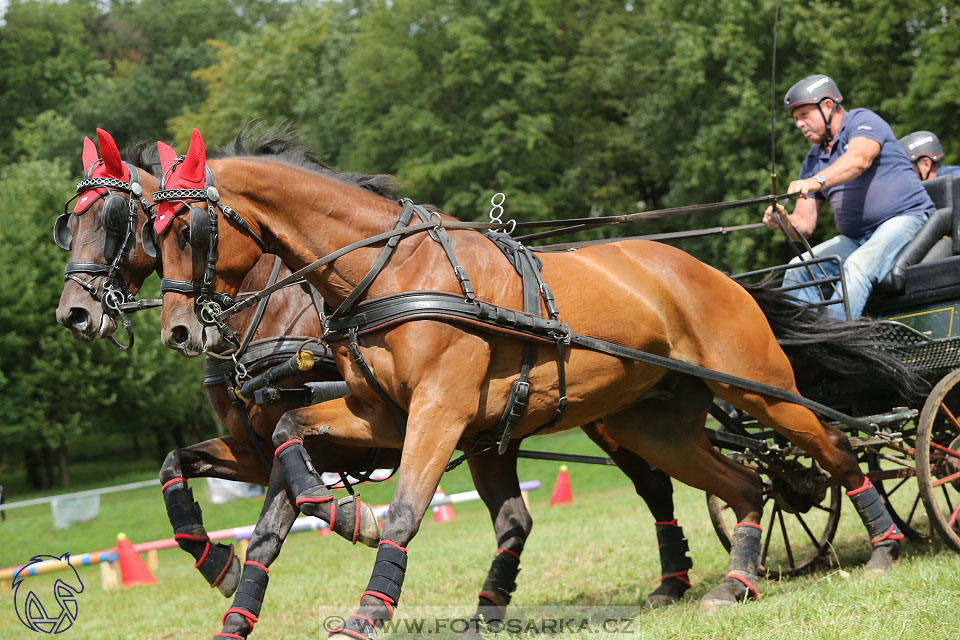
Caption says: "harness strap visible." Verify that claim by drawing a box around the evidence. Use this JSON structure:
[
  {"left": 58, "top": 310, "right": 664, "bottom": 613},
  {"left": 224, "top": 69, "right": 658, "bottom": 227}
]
[
  {"left": 348, "top": 327, "right": 407, "bottom": 436},
  {"left": 328, "top": 200, "right": 418, "bottom": 323},
  {"left": 328, "top": 291, "right": 868, "bottom": 433},
  {"left": 236, "top": 256, "right": 284, "bottom": 357},
  {"left": 411, "top": 203, "right": 476, "bottom": 302},
  {"left": 225, "top": 379, "right": 273, "bottom": 471}
]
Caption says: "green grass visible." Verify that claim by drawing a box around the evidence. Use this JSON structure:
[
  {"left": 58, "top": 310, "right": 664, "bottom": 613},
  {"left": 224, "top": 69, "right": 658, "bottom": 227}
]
[{"left": 2, "top": 430, "right": 959, "bottom": 639}]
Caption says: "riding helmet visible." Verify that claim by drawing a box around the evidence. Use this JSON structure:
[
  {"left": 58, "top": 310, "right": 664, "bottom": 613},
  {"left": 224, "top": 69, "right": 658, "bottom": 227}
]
[
  {"left": 899, "top": 131, "right": 945, "bottom": 163},
  {"left": 783, "top": 74, "right": 843, "bottom": 114}
]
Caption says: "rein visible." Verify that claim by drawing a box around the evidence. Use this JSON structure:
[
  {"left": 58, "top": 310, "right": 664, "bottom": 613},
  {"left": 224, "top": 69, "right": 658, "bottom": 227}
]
[{"left": 215, "top": 190, "right": 801, "bottom": 323}]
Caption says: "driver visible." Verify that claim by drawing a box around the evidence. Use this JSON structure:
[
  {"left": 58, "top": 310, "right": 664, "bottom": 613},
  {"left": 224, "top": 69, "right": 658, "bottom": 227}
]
[
  {"left": 762, "top": 74, "right": 934, "bottom": 318},
  {"left": 898, "top": 130, "right": 960, "bottom": 180}
]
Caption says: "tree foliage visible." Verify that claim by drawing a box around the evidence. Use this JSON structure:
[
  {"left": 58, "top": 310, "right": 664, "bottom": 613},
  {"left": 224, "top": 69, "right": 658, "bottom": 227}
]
[{"left": 0, "top": 0, "right": 956, "bottom": 484}]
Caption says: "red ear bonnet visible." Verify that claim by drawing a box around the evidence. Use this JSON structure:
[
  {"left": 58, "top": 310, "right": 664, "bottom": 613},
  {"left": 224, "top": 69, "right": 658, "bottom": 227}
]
[
  {"left": 154, "top": 129, "right": 207, "bottom": 234},
  {"left": 74, "top": 130, "right": 130, "bottom": 213}
]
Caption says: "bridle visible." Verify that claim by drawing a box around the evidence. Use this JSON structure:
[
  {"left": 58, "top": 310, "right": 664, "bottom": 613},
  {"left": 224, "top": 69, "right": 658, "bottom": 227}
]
[
  {"left": 150, "top": 157, "right": 267, "bottom": 346},
  {"left": 54, "top": 160, "right": 156, "bottom": 350}
]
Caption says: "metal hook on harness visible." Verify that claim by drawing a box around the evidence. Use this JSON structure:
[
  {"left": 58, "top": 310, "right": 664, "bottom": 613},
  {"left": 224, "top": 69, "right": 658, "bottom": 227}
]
[{"left": 232, "top": 353, "right": 249, "bottom": 382}]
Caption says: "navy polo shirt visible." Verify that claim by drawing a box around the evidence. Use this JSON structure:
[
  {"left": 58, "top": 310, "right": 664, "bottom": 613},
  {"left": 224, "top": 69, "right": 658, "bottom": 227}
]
[{"left": 799, "top": 108, "right": 934, "bottom": 238}]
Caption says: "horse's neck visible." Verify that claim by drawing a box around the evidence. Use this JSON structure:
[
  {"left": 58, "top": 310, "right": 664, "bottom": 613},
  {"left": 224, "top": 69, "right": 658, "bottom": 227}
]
[{"left": 234, "top": 162, "right": 405, "bottom": 305}]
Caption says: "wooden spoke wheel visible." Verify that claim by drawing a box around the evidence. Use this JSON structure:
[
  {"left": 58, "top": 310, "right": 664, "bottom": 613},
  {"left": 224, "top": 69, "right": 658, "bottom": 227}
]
[
  {"left": 916, "top": 368, "right": 960, "bottom": 551},
  {"left": 706, "top": 467, "right": 842, "bottom": 579}
]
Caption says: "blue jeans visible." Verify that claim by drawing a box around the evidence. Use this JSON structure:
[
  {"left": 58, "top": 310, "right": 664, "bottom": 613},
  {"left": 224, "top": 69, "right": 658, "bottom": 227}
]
[{"left": 782, "top": 213, "right": 928, "bottom": 319}]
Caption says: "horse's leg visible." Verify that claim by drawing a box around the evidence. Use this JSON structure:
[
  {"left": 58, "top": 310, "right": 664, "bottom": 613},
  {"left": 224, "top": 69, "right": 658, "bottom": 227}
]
[
  {"left": 271, "top": 410, "right": 385, "bottom": 548},
  {"left": 159, "top": 436, "right": 268, "bottom": 596},
  {"left": 581, "top": 421, "right": 692, "bottom": 608},
  {"left": 463, "top": 441, "right": 531, "bottom": 631},
  {"left": 218, "top": 462, "right": 299, "bottom": 639},
  {"left": 325, "top": 355, "right": 488, "bottom": 640},
  {"left": 599, "top": 376, "right": 764, "bottom": 614},
  {"left": 712, "top": 385, "right": 903, "bottom": 572}
]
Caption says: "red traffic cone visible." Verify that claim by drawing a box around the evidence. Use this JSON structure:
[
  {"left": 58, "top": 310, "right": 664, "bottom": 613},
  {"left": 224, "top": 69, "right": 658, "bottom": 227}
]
[
  {"left": 116, "top": 533, "right": 156, "bottom": 588},
  {"left": 549, "top": 465, "right": 573, "bottom": 506},
  {"left": 432, "top": 487, "right": 457, "bottom": 523}
]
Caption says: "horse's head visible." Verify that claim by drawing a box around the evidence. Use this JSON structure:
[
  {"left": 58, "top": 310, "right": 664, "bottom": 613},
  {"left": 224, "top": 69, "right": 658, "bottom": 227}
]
[
  {"left": 55, "top": 129, "right": 159, "bottom": 344},
  {"left": 152, "top": 129, "right": 266, "bottom": 357}
]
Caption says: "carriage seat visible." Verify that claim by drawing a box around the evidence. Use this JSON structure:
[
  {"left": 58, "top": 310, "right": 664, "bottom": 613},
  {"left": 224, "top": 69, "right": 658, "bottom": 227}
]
[{"left": 875, "top": 175, "right": 959, "bottom": 296}]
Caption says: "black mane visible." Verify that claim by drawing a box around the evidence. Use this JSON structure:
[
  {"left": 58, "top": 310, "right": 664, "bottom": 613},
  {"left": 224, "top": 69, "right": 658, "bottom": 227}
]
[{"left": 128, "top": 120, "right": 400, "bottom": 199}]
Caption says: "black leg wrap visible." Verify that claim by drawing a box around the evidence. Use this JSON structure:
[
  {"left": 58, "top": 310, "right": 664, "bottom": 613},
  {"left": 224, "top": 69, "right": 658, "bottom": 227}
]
[
  {"left": 221, "top": 562, "right": 269, "bottom": 636},
  {"left": 656, "top": 522, "right": 693, "bottom": 576},
  {"left": 848, "top": 481, "right": 904, "bottom": 544},
  {"left": 726, "top": 524, "right": 761, "bottom": 597},
  {"left": 163, "top": 483, "right": 205, "bottom": 538},
  {"left": 276, "top": 440, "right": 335, "bottom": 506},
  {"left": 365, "top": 543, "right": 407, "bottom": 606},
  {"left": 480, "top": 549, "right": 520, "bottom": 606},
  {"left": 473, "top": 549, "right": 520, "bottom": 630}
]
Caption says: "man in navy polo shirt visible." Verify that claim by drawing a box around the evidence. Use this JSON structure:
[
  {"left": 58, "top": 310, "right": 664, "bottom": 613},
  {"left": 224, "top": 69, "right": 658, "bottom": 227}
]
[
  {"left": 899, "top": 130, "right": 960, "bottom": 180},
  {"left": 762, "top": 74, "right": 934, "bottom": 318}
]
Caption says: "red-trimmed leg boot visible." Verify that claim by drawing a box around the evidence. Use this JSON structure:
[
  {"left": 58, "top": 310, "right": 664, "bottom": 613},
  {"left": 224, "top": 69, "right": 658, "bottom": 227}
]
[
  {"left": 847, "top": 477, "right": 903, "bottom": 573},
  {"left": 699, "top": 522, "right": 761, "bottom": 614},
  {"left": 646, "top": 519, "right": 692, "bottom": 608}
]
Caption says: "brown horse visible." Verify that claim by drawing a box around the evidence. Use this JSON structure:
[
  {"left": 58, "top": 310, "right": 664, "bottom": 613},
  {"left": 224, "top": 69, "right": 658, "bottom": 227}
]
[
  {"left": 149, "top": 128, "right": 909, "bottom": 637},
  {"left": 55, "top": 128, "right": 691, "bottom": 638}
]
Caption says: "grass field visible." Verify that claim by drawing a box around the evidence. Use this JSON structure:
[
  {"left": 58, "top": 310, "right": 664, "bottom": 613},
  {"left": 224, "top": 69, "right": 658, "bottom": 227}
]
[{"left": 2, "top": 429, "right": 959, "bottom": 639}]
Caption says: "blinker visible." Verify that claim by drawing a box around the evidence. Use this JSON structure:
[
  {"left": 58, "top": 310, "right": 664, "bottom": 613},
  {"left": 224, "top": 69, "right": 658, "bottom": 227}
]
[
  {"left": 188, "top": 206, "right": 212, "bottom": 249},
  {"left": 54, "top": 213, "right": 72, "bottom": 251}
]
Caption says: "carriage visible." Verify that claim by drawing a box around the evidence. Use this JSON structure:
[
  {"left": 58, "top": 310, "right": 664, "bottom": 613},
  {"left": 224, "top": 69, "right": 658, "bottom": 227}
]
[{"left": 695, "top": 173, "right": 960, "bottom": 575}]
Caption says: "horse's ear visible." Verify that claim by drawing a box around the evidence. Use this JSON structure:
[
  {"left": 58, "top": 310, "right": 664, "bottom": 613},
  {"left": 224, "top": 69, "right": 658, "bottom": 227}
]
[
  {"left": 95, "top": 128, "right": 125, "bottom": 179},
  {"left": 157, "top": 141, "right": 179, "bottom": 173},
  {"left": 180, "top": 128, "right": 206, "bottom": 184},
  {"left": 82, "top": 137, "right": 98, "bottom": 174}
]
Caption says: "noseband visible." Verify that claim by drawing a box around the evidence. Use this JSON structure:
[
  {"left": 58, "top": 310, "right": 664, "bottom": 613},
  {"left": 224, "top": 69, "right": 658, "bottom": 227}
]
[
  {"left": 55, "top": 162, "right": 157, "bottom": 350},
  {"left": 151, "top": 160, "right": 267, "bottom": 345}
]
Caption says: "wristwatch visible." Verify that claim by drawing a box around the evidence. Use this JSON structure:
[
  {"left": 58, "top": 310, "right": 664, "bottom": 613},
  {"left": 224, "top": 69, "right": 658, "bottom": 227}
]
[{"left": 813, "top": 174, "right": 827, "bottom": 189}]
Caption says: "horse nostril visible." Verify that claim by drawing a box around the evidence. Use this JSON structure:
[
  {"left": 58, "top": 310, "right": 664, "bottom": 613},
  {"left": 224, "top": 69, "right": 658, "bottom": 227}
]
[
  {"left": 171, "top": 326, "right": 189, "bottom": 345},
  {"left": 68, "top": 307, "right": 90, "bottom": 329}
]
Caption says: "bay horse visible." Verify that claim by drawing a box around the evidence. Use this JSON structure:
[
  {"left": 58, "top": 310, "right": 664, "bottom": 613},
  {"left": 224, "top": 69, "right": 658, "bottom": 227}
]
[
  {"left": 150, "top": 128, "right": 914, "bottom": 637},
  {"left": 54, "top": 128, "right": 693, "bottom": 638}
]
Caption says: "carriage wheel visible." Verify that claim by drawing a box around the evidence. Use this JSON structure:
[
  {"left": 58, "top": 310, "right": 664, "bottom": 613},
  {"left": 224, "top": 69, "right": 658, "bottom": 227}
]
[
  {"left": 706, "top": 476, "right": 842, "bottom": 579},
  {"left": 916, "top": 368, "right": 960, "bottom": 552}
]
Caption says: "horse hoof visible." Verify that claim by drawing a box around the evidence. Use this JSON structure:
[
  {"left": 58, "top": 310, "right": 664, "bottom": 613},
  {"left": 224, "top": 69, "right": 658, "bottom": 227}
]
[
  {"left": 646, "top": 593, "right": 680, "bottom": 609},
  {"left": 699, "top": 597, "right": 736, "bottom": 615},
  {"left": 864, "top": 540, "right": 898, "bottom": 574},
  {"left": 698, "top": 577, "right": 752, "bottom": 615},
  {"left": 216, "top": 554, "right": 241, "bottom": 597},
  {"left": 355, "top": 501, "right": 382, "bottom": 548},
  {"left": 645, "top": 576, "right": 689, "bottom": 609}
]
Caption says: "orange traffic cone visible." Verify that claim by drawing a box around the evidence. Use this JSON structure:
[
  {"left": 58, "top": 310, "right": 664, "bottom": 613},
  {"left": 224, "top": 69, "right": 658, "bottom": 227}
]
[
  {"left": 116, "top": 533, "right": 156, "bottom": 588},
  {"left": 549, "top": 465, "right": 573, "bottom": 506},
  {"left": 432, "top": 487, "right": 457, "bottom": 523}
]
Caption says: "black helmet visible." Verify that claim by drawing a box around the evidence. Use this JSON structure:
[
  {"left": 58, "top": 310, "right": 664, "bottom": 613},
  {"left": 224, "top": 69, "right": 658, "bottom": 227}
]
[
  {"left": 783, "top": 74, "right": 843, "bottom": 114},
  {"left": 899, "top": 131, "right": 945, "bottom": 163}
]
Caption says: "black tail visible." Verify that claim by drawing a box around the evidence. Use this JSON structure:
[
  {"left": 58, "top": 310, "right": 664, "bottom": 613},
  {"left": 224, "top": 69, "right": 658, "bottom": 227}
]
[{"left": 740, "top": 281, "right": 929, "bottom": 406}]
